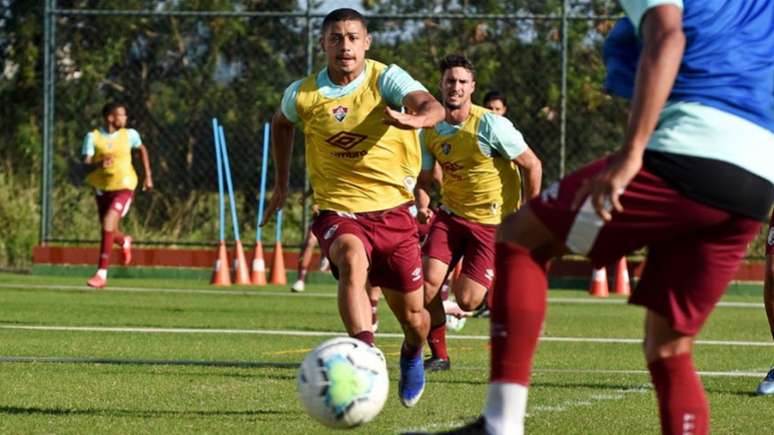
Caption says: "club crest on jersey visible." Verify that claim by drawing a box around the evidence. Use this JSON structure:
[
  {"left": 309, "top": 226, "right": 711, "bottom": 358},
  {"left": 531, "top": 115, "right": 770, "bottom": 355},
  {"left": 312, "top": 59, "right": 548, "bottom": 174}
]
[
  {"left": 332, "top": 105, "right": 348, "bottom": 122},
  {"left": 107, "top": 143, "right": 113, "bottom": 149},
  {"left": 441, "top": 142, "right": 452, "bottom": 156}
]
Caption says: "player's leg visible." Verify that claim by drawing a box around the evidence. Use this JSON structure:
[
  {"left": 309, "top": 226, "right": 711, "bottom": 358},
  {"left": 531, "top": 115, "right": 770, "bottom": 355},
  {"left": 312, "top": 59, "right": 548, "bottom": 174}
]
[
  {"left": 422, "top": 211, "right": 457, "bottom": 370},
  {"left": 634, "top": 211, "right": 760, "bottom": 435},
  {"left": 113, "top": 220, "right": 132, "bottom": 266},
  {"left": 757, "top": 215, "right": 774, "bottom": 394},
  {"left": 451, "top": 221, "right": 497, "bottom": 313},
  {"left": 366, "top": 282, "right": 382, "bottom": 332},
  {"left": 88, "top": 190, "right": 133, "bottom": 288},
  {"left": 328, "top": 233, "right": 374, "bottom": 344},
  {"left": 292, "top": 227, "right": 318, "bottom": 292},
  {"left": 381, "top": 284, "right": 430, "bottom": 407}
]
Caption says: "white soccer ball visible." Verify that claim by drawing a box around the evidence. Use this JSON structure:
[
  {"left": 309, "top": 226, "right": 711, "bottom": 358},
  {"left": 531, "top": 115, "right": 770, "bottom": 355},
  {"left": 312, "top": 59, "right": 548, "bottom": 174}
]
[{"left": 297, "top": 337, "right": 389, "bottom": 429}]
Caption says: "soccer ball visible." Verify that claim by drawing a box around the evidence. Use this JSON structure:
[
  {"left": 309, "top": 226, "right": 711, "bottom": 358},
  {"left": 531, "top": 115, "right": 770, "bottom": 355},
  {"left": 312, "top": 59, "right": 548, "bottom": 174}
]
[{"left": 297, "top": 337, "right": 389, "bottom": 429}]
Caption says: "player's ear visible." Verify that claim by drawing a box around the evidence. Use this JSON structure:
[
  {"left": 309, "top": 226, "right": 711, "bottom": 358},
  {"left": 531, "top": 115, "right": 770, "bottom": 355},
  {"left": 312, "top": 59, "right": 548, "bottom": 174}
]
[
  {"left": 364, "top": 32, "right": 372, "bottom": 51},
  {"left": 318, "top": 36, "right": 325, "bottom": 52}
]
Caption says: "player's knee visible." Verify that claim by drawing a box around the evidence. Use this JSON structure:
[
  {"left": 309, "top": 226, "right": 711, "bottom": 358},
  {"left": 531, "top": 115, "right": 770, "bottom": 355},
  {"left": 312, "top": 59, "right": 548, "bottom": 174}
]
[
  {"left": 456, "top": 291, "right": 484, "bottom": 312},
  {"left": 401, "top": 305, "right": 427, "bottom": 329}
]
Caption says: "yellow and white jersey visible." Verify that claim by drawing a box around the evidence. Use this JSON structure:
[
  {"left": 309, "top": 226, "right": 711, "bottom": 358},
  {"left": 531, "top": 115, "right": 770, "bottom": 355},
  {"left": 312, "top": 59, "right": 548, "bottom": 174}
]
[
  {"left": 422, "top": 105, "right": 528, "bottom": 224},
  {"left": 83, "top": 128, "right": 139, "bottom": 191},
  {"left": 283, "top": 59, "right": 427, "bottom": 213}
]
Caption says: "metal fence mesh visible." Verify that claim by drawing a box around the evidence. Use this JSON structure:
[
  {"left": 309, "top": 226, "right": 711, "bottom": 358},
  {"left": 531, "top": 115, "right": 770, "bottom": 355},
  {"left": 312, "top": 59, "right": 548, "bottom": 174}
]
[{"left": 43, "top": 2, "right": 627, "bottom": 248}]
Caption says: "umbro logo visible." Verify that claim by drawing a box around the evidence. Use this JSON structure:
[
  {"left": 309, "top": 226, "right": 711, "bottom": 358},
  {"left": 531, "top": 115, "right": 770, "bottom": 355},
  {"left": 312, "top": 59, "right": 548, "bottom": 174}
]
[
  {"left": 485, "top": 269, "right": 494, "bottom": 281},
  {"left": 324, "top": 224, "right": 339, "bottom": 240},
  {"left": 326, "top": 131, "right": 367, "bottom": 150},
  {"left": 411, "top": 267, "right": 422, "bottom": 282},
  {"left": 768, "top": 227, "right": 774, "bottom": 246}
]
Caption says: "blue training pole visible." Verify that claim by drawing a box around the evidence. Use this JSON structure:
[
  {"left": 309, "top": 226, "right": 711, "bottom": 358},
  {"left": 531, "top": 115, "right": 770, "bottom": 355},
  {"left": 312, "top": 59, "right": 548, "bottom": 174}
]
[
  {"left": 275, "top": 209, "right": 283, "bottom": 243},
  {"left": 256, "top": 122, "right": 270, "bottom": 241},
  {"left": 218, "top": 125, "right": 241, "bottom": 242},
  {"left": 212, "top": 118, "right": 226, "bottom": 242}
]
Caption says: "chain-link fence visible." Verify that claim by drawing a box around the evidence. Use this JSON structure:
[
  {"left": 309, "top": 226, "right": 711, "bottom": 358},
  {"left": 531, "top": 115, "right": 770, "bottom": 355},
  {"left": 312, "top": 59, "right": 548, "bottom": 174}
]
[{"left": 41, "top": 1, "right": 627, "bottom": 248}]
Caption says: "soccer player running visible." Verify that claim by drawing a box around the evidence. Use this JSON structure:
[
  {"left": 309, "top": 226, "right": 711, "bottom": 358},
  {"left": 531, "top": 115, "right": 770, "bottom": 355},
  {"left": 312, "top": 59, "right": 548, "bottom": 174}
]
[
  {"left": 416, "top": 54, "right": 541, "bottom": 372},
  {"left": 434, "top": 1, "right": 774, "bottom": 434},
  {"left": 757, "top": 211, "right": 774, "bottom": 394},
  {"left": 82, "top": 102, "right": 153, "bottom": 289},
  {"left": 262, "top": 8, "right": 445, "bottom": 408}
]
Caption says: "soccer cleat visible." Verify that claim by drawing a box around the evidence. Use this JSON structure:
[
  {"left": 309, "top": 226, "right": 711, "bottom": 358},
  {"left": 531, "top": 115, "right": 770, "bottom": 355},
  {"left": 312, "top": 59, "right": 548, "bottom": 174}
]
[
  {"left": 756, "top": 367, "right": 774, "bottom": 395},
  {"left": 398, "top": 350, "right": 425, "bottom": 408},
  {"left": 436, "top": 416, "right": 489, "bottom": 434},
  {"left": 290, "top": 279, "right": 305, "bottom": 293},
  {"left": 86, "top": 274, "right": 107, "bottom": 289},
  {"left": 424, "top": 356, "right": 451, "bottom": 372},
  {"left": 122, "top": 236, "right": 133, "bottom": 265}
]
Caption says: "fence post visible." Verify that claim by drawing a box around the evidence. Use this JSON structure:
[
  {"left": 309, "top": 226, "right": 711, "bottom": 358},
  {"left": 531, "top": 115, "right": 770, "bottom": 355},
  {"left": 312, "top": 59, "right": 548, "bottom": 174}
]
[
  {"left": 559, "top": 0, "right": 568, "bottom": 178},
  {"left": 40, "top": 0, "right": 56, "bottom": 245},
  {"left": 301, "top": 1, "right": 316, "bottom": 241}
]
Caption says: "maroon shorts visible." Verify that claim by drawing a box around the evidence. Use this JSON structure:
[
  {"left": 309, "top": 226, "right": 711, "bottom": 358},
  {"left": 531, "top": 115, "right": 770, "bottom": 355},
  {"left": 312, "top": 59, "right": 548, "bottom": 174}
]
[
  {"left": 417, "top": 213, "right": 435, "bottom": 246},
  {"left": 766, "top": 211, "right": 774, "bottom": 256},
  {"left": 95, "top": 189, "right": 134, "bottom": 220},
  {"left": 530, "top": 157, "right": 761, "bottom": 335},
  {"left": 312, "top": 203, "right": 423, "bottom": 292},
  {"left": 423, "top": 208, "right": 497, "bottom": 289}
]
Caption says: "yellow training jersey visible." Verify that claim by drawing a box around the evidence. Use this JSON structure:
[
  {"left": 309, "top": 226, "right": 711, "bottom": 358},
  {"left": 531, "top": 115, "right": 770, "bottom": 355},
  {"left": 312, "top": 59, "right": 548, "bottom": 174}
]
[
  {"left": 85, "top": 128, "right": 138, "bottom": 191},
  {"left": 424, "top": 105, "right": 521, "bottom": 224},
  {"left": 295, "top": 60, "right": 421, "bottom": 213}
]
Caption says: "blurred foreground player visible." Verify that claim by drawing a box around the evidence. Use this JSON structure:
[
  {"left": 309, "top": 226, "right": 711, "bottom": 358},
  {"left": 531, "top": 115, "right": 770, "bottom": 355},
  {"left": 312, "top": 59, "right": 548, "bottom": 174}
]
[{"left": 432, "top": 1, "right": 774, "bottom": 434}]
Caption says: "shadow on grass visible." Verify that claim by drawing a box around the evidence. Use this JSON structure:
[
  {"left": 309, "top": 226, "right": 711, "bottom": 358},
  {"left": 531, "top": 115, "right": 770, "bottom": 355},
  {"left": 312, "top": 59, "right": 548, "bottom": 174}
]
[{"left": 0, "top": 405, "right": 295, "bottom": 419}]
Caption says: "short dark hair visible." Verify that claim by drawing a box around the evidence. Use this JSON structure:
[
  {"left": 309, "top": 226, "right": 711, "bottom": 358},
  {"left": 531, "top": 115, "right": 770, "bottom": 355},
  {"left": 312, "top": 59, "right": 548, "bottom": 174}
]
[
  {"left": 483, "top": 90, "right": 508, "bottom": 109},
  {"left": 322, "top": 8, "right": 367, "bottom": 34},
  {"left": 102, "top": 102, "right": 126, "bottom": 118},
  {"left": 439, "top": 54, "right": 475, "bottom": 77}
]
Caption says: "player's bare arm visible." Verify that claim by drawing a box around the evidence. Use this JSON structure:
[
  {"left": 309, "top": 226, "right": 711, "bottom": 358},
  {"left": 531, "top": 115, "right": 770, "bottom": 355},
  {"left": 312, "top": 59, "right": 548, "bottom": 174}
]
[
  {"left": 262, "top": 109, "right": 295, "bottom": 226},
  {"left": 572, "top": 5, "right": 685, "bottom": 220},
  {"left": 513, "top": 147, "right": 542, "bottom": 200},
  {"left": 136, "top": 144, "right": 153, "bottom": 191},
  {"left": 383, "top": 90, "right": 444, "bottom": 130},
  {"left": 415, "top": 169, "right": 436, "bottom": 224}
]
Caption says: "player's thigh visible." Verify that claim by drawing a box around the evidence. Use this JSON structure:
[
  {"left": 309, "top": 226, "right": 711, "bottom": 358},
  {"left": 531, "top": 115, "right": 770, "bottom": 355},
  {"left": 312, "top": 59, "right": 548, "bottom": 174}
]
[
  {"left": 381, "top": 285, "right": 425, "bottom": 325},
  {"left": 312, "top": 213, "right": 372, "bottom": 279},
  {"left": 423, "top": 257, "right": 450, "bottom": 297},
  {"left": 632, "top": 214, "right": 761, "bottom": 335},
  {"left": 422, "top": 211, "right": 457, "bottom": 266}
]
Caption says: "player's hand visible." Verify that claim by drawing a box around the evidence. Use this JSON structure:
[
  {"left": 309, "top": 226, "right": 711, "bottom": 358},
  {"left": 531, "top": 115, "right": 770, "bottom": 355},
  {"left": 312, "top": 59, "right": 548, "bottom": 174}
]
[
  {"left": 570, "top": 150, "right": 641, "bottom": 221},
  {"left": 417, "top": 207, "right": 433, "bottom": 224},
  {"left": 143, "top": 177, "right": 154, "bottom": 192},
  {"left": 383, "top": 106, "right": 425, "bottom": 130},
  {"left": 261, "top": 184, "right": 288, "bottom": 227},
  {"left": 101, "top": 156, "right": 114, "bottom": 168}
]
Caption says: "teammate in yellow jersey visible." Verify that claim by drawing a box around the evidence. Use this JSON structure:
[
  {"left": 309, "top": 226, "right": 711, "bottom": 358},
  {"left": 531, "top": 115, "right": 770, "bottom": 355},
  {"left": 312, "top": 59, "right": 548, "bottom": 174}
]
[
  {"left": 82, "top": 102, "right": 153, "bottom": 289},
  {"left": 416, "top": 54, "right": 542, "bottom": 372},
  {"left": 262, "top": 8, "right": 445, "bottom": 408}
]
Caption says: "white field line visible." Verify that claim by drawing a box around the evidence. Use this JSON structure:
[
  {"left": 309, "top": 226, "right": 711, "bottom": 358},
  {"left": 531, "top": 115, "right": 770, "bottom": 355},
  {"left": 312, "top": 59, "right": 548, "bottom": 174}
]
[
  {"left": 1, "top": 324, "right": 772, "bottom": 347},
  {"left": 0, "top": 283, "right": 763, "bottom": 308}
]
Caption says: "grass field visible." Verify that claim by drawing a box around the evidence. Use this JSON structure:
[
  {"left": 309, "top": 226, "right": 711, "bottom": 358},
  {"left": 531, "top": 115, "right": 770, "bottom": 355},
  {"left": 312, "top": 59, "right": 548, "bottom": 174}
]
[{"left": 1, "top": 272, "right": 773, "bottom": 434}]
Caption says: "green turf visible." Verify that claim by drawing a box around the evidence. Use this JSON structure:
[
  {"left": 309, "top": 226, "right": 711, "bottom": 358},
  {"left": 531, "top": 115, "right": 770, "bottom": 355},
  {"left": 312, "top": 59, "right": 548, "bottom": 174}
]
[{"left": 0, "top": 273, "right": 773, "bottom": 434}]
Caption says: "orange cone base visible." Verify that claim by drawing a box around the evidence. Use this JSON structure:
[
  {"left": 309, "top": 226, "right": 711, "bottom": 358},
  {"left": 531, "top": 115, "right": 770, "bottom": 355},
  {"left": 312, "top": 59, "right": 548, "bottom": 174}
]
[
  {"left": 589, "top": 267, "right": 609, "bottom": 297},
  {"left": 211, "top": 241, "right": 232, "bottom": 286},
  {"left": 250, "top": 241, "right": 267, "bottom": 286},
  {"left": 232, "top": 240, "right": 251, "bottom": 285},
  {"left": 614, "top": 257, "right": 631, "bottom": 296},
  {"left": 270, "top": 241, "right": 286, "bottom": 285}
]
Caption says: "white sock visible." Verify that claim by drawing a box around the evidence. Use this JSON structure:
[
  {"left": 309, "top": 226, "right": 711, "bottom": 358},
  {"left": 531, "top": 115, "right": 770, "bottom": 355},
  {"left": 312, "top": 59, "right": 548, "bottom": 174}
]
[
  {"left": 97, "top": 269, "right": 108, "bottom": 279},
  {"left": 483, "top": 382, "right": 528, "bottom": 435}
]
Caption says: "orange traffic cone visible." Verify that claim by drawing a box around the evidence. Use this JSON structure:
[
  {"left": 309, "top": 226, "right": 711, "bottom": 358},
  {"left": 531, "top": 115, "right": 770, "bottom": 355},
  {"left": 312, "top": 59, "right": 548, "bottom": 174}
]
[
  {"left": 250, "top": 241, "right": 267, "bottom": 285},
  {"left": 232, "top": 240, "right": 251, "bottom": 285},
  {"left": 270, "top": 241, "right": 286, "bottom": 285},
  {"left": 211, "top": 241, "right": 232, "bottom": 286},
  {"left": 589, "top": 266, "right": 609, "bottom": 297},
  {"left": 614, "top": 257, "right": 631, "bottom": 296}
]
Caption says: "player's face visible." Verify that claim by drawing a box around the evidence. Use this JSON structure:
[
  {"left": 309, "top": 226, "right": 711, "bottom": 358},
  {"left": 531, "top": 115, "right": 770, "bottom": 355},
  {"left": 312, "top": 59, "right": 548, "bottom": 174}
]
[
  {"left": 108, "top": 107, "right": 128, "bottom": 129},
  {"left": 441, "top": 67, "right": 475, "bottom": 110},
  {"left": 320, "top": 20, "right": 371, "bottom": 78},
  {"left": 485, "top": 99, "right": 507, "bottom": 116}
]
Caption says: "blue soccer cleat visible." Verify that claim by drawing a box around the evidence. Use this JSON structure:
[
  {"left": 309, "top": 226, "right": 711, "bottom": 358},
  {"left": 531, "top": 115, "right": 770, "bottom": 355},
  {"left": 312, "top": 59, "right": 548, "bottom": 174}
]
[
  {"left": 757, "top": 367, "right": 774, "bottom": 395},
  {"left": 398, "top": 349, "right": 425, "bottom": 407}
]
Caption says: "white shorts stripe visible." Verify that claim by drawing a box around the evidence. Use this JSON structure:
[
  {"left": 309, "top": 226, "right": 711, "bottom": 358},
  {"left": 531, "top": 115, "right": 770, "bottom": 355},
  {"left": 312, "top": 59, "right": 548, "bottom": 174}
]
[{"left": 566, "top": 197, "right": 605, "bottom": 255}]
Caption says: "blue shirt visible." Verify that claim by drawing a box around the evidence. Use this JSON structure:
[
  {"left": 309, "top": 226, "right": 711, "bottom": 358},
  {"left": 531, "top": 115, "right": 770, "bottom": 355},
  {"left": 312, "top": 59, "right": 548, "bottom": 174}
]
[
  {"left": 281, "top": 62, "right": 427, "bottom": 124},
  {"left": 612, "top": 0, "right": 774, "bottom": 132},
  {"left": 82, "top": 128, "right": 142, "bottom": 156},
  {"left": 420, "top": 111, "right": 528, "bottom": 171}
]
